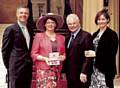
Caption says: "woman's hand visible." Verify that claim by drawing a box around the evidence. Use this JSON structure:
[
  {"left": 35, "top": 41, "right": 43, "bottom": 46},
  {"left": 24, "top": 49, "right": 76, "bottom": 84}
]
[
  {"left": 37, "top": 55, "right": 51, "bottom": 65},
  {"left": 61, "top": 73, "right": 67, "bottom": 80},
  {"left": 37, "top": 55, "right": 48, "bottom": 60},
  {"left": 43, "top": 57, "right": 50, "bottom": 65},
  {"left": 84, "top": 50, "right": 96, "bottom": 57},
  {"left": 37, "top": 54, "right": 66, "bottom": 65},
  {"left": 58, "top": 55, "right": 65, "bottom": 61}
]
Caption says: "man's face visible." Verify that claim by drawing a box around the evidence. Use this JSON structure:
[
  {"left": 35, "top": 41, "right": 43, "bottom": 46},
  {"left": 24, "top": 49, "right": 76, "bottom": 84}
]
[
  {"left": 67, "top": 17, "right": 80, "bottom": 32},
  {"left": 16, "top": 8, "right": 29, "bottom": 24}
]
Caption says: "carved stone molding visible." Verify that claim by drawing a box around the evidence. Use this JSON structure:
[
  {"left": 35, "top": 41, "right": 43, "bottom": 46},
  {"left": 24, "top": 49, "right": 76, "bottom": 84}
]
[{"left": 32, "top": 0, "right": 47, "bottom": 22}]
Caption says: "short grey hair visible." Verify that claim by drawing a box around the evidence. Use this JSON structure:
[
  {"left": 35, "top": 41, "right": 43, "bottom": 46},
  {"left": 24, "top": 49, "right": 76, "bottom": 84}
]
[{"left": 66, "top": 14, "right": 80, "bottom": 23}]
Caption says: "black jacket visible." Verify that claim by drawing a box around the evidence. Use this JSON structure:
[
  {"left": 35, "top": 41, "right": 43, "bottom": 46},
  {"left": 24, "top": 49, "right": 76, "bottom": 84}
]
[
  {"left": 93, "top": 27, "right": 118, "bottom": 77},
  {"left": 1, "top": 23, "right": 33, "bottom": 88}
]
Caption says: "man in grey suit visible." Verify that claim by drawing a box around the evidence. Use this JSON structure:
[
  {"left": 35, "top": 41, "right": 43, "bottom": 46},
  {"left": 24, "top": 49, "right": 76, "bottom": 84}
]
[
  {"left": 1, "top": 5, "right": 33, "bottom": 88},
  {"left": 62, "top": 14, "right": 94, "bottom": 88}
]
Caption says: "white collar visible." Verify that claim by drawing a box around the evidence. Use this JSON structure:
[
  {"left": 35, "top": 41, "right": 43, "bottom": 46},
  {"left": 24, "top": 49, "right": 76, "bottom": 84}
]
[{"left": 17, "top": 21, "right": 26, "bottom": 28}]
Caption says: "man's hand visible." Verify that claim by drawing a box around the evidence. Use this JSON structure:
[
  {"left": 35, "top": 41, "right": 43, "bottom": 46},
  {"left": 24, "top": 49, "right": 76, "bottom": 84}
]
[{"left": 80, "top": 73, "right": 87, "bottom": 83}]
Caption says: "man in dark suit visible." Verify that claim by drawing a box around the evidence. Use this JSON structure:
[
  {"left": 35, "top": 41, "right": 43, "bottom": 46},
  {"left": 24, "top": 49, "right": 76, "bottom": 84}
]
[
  {"left": 62, "top": 13, "right": 94, "bottom": 88},
  {"left": 1, "top": 6, "right": 33, "bottom": 88}
]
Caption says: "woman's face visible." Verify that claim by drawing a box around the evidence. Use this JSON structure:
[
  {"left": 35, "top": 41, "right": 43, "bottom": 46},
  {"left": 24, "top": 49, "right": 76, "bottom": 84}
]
[
  {"left": 97, "top": 14, "right": 108, "bottom": 29},
  {"left": 45, "top": 19, "right": 56, "bottom": 31}
]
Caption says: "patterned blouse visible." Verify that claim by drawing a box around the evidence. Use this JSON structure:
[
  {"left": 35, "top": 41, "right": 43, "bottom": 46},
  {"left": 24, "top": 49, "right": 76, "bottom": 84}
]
[{"left": 89, "top": 33, "right": 108, "bottom": 88}]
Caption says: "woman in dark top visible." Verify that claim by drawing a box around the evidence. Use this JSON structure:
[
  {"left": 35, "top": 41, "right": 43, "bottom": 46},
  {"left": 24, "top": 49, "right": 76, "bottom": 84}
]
[{"left": 85, "top": 9, "right": 118, "bottom": 88}]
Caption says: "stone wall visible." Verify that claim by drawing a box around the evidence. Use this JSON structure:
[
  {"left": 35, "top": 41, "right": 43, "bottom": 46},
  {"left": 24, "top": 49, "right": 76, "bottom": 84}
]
[{"left": 0, "top": 24, "right": 12, "bottom": 47}]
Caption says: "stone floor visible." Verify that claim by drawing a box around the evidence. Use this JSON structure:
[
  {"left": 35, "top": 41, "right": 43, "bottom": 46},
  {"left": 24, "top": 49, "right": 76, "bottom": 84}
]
[
  {"left": 0, "top": 48, "right": 7, "bottom": 88},
  {"left": 0, "top": 24, "right": 12, "bottom": 45}
]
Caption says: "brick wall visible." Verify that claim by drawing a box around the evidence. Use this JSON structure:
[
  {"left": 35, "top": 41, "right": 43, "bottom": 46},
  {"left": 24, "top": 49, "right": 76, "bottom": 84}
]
[{"left": 0, "top": 0, "right": 22, "bottom": 23}]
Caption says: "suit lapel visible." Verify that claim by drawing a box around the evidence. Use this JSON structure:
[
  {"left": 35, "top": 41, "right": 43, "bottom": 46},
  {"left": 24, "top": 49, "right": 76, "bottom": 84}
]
[
  {"left": 67, "top": 29, "right": 83, "bottom": 55},
  {"left": 15, "top": 23, "right": 26, "bottom": 40},
  {"left": 16, "top": 23, "right": 29, "bottom": 49}
]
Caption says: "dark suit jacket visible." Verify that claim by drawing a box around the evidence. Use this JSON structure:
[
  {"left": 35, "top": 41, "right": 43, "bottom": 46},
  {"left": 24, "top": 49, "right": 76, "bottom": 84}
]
[
  {"left": 63, "top": 29, "right": 94, "bottom": 88},
  {"left": 1, "top": 23, "right": 33, "bottom": 88},
  {"left": 93, "top": 27, "right": 118, "bottom": 80}
]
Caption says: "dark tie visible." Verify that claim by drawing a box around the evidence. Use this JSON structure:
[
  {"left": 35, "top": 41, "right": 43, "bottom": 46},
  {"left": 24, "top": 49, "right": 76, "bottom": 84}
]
[{"left": 69, "top": 34, "right": 74, "bottom": 49}]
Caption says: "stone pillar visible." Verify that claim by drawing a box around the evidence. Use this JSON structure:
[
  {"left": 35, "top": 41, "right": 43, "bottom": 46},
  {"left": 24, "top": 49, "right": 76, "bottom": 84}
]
[
  {"left": 69, "top": 0, "right": 83, "bottom": 25},
  {"left": 50, "top": 0, "right": 64, "bottom": 15},
  {"left": 83, "top": 0, "right": 103, "bottom": 33},
  {"left": 32, "top": 0, "right": 47, "bottom": 22},
  {"left": 108, "top": 0, "right": 119, "bottom": 76}
]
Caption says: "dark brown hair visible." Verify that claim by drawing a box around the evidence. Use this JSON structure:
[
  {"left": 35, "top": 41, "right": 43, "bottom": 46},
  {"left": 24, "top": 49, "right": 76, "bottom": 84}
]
[
  {"left": 43, "top": 17, "right": 58, "bottom": 30},
  {"left": 95, "top": 9, "right": 110, "bottom": 25}
]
